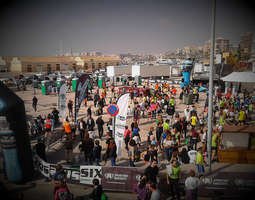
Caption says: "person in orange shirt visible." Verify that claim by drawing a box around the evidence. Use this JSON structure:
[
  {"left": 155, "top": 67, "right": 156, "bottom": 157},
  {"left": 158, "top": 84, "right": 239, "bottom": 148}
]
[
  {"left": 83, "top": 97, "right": 87, "bottom": 107},
  {"left": 101, "top": 91, "right": 105, "bottom": 99},
  {"left": 155, "top": 84, "right": 159, "bottom": 91},
  {"left": 63, "top": 117, "right": 72, "bottom": 138},
  {"left": 172, "top": 87, "right": 177, "bottom": 96}
]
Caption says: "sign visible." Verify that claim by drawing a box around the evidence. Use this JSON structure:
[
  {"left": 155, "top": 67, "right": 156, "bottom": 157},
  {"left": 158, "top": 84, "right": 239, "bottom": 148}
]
[
  {"left": 115, "top": 93, "right": 129, "bottom": 156},
  {"left": 107, "top": 104, "right": 119, "bottom": 116},
  {"left": 101, "top": 166, "right": 144, "bottom": 192},
  {"left": 132, "top": 65, "right": 140, "bottom": 77},
  {"left": 34, "top": 155, "right": 80, "bottom": 182},
  {"left": 74, "top": 74, "right": 90, "bottom": 121},
  {"left": 58, "top": 84, "right": 67, "bottom": 118},
  {"left": 80, "top": 166, "right": 102, "bottom": 184},
  {"left": 216, "top": 54, "right": 222, "bottom": 64},
  {"left": 107, "top": 66, "right": 115, "bottom": 77}
]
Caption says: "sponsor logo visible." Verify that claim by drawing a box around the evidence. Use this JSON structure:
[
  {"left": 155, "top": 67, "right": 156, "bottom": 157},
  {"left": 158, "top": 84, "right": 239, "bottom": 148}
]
[
  {"left": 117, "top": 115, "right": 126, "bottom": 121},
  {"left": 104, "top": 173, "right": 128, "bottom": 181}
]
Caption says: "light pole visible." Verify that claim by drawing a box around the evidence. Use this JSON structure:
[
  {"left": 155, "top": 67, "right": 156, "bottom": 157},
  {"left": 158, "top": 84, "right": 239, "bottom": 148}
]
[{"left": 207, "top": 0, "right": 216, "bottom": 173}]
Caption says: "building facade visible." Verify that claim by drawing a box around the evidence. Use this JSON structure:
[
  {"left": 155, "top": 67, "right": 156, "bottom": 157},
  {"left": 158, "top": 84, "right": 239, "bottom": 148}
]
[
  {"left": 1, "top": 56, "right": 121, "bottom": 73},
  {"left": 239, "top": 32, "right": 253, "bottom": 61}
]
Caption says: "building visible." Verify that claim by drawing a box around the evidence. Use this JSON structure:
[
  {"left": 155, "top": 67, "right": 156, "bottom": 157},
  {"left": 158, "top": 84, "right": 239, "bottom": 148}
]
[
  {"left": 0, "top": 56, "right": 121, "bottom": 73},
  {"left": 203, "top": 40, "right": 211, "bottom": 59},
  {"left": 203, "top": 38, "right": 230, "bottom": 59},
  {"left": 239, "top": 32, "right": 254, "bottom": 61},
  {"left": 215, "top": 37, "right": 229, "bottom": 54}
]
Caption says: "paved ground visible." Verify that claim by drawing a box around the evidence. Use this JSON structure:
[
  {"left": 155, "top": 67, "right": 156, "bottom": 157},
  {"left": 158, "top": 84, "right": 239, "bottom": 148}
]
[{"left": 1, "top": 80, "right": 255, "bottom": 200}]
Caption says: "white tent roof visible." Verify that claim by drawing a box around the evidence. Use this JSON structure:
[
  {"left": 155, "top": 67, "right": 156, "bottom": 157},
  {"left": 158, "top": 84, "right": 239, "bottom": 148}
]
[{"left": 221, "top": 72, "right": 255, "bottom": 83}]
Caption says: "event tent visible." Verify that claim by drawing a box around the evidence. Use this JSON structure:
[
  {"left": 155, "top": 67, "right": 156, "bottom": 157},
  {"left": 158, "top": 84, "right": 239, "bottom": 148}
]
[{"left": 221, "top": 72, "right": 255, "bottom": 83}]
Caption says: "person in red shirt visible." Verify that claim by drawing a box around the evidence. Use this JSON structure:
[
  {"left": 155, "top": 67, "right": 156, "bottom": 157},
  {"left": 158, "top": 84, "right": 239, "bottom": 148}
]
[
  {"left": 226, "top": 92, "right": 231, "bottom": 99},
  {"left": 172, "top": 87, "right": 177, "bottom": 96},
  {"left": 124, "top": 126, "right": 132, "bottom": 151}
]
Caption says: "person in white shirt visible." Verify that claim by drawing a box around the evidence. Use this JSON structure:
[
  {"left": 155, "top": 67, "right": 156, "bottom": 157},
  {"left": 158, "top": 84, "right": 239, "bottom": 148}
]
[
  {"left": 188, "top": 149, "right": 197, "bottom": 164},
  {"left": 184, "top": 106, "right": 190, "bottom": 121},
  {"left": 88, "top": 131, "right": 96, "bottom": 142},
  {"left": 185, "top": 169, "right": 201, "bottom": 200},
  {"left": 149, "top": 182, "right": 160, "bottom": 200}
]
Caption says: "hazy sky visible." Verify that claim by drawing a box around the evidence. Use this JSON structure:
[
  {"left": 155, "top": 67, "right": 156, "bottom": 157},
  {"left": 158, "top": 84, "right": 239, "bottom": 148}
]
[{"left": 0, "top": 0, "right": 254, "bottom": 56}]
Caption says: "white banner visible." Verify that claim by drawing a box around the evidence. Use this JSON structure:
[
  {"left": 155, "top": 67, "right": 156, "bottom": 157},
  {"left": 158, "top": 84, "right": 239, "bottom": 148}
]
[
  {"left": 216, "top": 54, "right": 222, "bottom": 64},
  {"left": 58, "top": 84, "right": 67, "bottom": 118},
  {"left": 80, "top": 165, "right": 102, "bottom": 185},
  {"left": 132, "top": 65, "right": 140, "bottom": 77},
  {"left": 115, "top": 93, "right": 130, "bottom": 156},
  {"left": 107, "top": 66, "right": 115, "bottom": 77}
]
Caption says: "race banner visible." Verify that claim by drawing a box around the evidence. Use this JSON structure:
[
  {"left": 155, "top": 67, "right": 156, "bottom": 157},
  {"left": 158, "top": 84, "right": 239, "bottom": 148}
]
[
  {"left": 101, "top": 166, "right": 144, "bottom": 192},
  {"left": 80, "top": 165, "right": 102, "bottom": 185},
  {"left": 114, "top": 93, "right": 129, "bottom": 156},
  {"left": 74, "top": 74, "right": 90, "bottom": 121},
  {"left": 58, "top": 84, "right": 67, "bottom": 118},
  {"left": 33, "top": 155, "right": 80, "bottom": 182}
]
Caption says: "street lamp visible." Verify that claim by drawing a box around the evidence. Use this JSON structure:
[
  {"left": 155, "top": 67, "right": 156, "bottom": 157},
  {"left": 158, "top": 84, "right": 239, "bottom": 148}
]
[{"left": 207, "top": 0, "right": 216, "bottom": 173}]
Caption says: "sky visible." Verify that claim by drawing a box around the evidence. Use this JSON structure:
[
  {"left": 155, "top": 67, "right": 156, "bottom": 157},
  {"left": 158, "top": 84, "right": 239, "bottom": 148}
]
[{"left": 0, "top": 0, "right": 255, "bottom": 56}]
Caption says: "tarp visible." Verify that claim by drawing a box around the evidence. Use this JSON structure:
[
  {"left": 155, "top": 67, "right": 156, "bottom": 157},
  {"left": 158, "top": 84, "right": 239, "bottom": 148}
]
[{"left": 221, "top": 72, "right": 255, "bottom": 83}]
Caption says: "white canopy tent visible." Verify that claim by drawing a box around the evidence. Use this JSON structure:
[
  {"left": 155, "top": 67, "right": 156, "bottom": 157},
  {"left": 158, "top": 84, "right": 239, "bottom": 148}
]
[
  {"left": 221, "top": 72, "right": 255, "bottom": 93},
  {"left": 221, "top": 72, "right": 255, "bottom": 83}
]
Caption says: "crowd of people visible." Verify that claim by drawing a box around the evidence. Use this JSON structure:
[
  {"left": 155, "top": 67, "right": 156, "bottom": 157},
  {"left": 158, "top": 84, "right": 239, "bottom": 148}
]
[{"left": 29, "top": 77, "right": 254, "bottom": 200}]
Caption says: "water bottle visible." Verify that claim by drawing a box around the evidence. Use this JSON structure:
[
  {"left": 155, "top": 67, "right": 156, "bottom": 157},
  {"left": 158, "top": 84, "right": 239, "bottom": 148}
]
[{"left": 0, "top": 116, "right": 23, "bottom": 183}]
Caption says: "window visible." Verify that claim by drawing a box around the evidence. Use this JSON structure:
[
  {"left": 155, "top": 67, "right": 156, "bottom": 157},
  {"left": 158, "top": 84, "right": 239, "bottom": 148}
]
[
  {"left": 92, "top": 63, "right": 95, "bottom": 69},
  {"left": 27, "top": 64, "right": 32, "bottom": 72},
  {"left": 47, "top": 64, "right": 52, "bottom": 72},
  {"left": 116, "top": 62, "right": 119, "bottom": 66},
  {"left": 84, "top": 62, "right": 88, "bottom": 70},
  {"left": 72, "top": 63, "right": 76, "bottom": 70},
  {"left": 104, "top": 62, "right": 108, "bottom": 67},
  {"left": 56, "top": 64, "right": 60, "bottom": 71},
  {"left": 98, "top": 63, "right": 102, "bottom": 68}
]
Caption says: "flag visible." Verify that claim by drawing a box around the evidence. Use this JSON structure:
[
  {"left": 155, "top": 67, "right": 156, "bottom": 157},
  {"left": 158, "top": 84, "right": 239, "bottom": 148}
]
[
  {"left": 74, "top": 74, "right": 90, "bottom": 121},
  {"left": 58, "top": 84, "right": 67, "bottom": 118},
  {"left": 114, "top": 93, "right": 130, "bottom": 156}
]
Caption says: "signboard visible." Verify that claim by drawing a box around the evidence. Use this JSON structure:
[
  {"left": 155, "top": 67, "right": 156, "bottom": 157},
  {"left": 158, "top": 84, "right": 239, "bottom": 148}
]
[
  {"left": 132, "top": 65, "right": 140, "bottom": 77},
  {"left": 58, "top": 84, "right": 67, "bottom": 118},
  {"left": 216, "top": 54, "right": 222, "bottom": 64},
  {"left": 115, "top": 93, "right": 129, "bottom": 156},
  {"left": 80, "top": 165, "right": 102, "bottom": 184},
  {"left": 194, "top": 63, "right": 203, "bottom": 73},
  {"left": 101, "top": 167, "right": 144, "bottom": 191},
  {"left": 33, "top": 154, "right": 255, "bottom": 194},
  {"left": 107, "top": 66, "right": 115, "bottom": 77},
  {"left": 107, "top": 104, "right": 119, "bottom": 116},
  {"left": 34, "top": 155, "right": 80, "bottom": 182}
]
